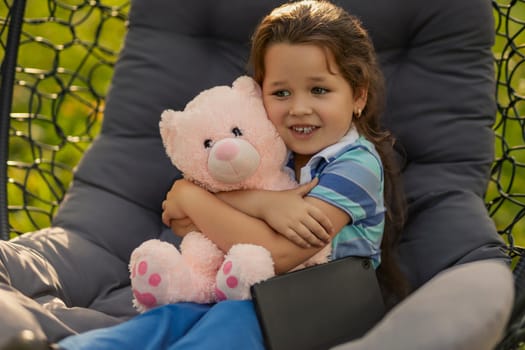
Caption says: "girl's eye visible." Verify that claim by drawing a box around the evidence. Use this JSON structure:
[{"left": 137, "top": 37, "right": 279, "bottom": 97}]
[
  {"left": 273, "top": 90, "right": 290, "bottom": 98},
  {"left": 232, "top": 127, "right": 243, "bottom": 137},
  {"left": 204, "top": 139, "right": 213, "bottom": 148},
  {"left": 312, "top": 87, "right": 328, "bottom": 94}
]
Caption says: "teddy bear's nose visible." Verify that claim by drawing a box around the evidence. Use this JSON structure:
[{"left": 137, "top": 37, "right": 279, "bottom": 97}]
[{"left": 214, "top": 139, "right": 239, "bottom": 161}]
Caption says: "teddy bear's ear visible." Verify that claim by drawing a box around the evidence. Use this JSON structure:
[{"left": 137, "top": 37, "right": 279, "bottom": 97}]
[
  {"left": 159, "top": 109, "right": 178, "bottom": 157},
  {"left": 232, "top": 75, "right": 262, "bottom": 98}
]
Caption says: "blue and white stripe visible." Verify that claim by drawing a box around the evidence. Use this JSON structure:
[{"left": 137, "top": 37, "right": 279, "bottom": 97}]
[{"left": 286, "top": 128, "right": 385, "bottom": 268}]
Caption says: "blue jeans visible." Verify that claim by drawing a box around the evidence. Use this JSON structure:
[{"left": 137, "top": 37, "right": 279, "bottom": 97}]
[{"left": 59, "top": 301, "right": 264, "bottom": 350}]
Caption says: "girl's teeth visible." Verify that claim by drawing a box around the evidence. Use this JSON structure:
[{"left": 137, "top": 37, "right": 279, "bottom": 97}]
[{"left": 293, "top": 126, "right": 316, "bottom": 134}]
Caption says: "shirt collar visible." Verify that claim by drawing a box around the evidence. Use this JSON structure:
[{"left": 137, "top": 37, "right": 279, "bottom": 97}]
[
  {"left": 310, "top": 127, "right": 359, "bottom": 163},
  {"left": 297, "top": 127, "right": 359, "bottom": 183}
]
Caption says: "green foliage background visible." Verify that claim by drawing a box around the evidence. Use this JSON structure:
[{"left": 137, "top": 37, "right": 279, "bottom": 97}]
[
  {"left": 1, "top": 0, "right": 129, "bottom": 235},
  {"left": 490, "top": 0, "right": 525, "bottom": 250},
  {"left": 0, "top": 0, "right": 524, "bottom": 247}
]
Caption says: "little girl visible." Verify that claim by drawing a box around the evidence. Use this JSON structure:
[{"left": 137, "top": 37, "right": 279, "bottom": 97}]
[
  {"left": 165, "top": 0, "right": 408, "bottom": 302},
  {"left": 58, "top": 1, "right": 407, "bottom": 349}
]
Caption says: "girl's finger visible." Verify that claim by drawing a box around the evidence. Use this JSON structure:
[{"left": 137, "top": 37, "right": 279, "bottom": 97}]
[
  {"left": 294, "top": 224, "right": 325, "bottom": 247},
  {"left": 284, "top": 228, "right": 311, "bottom": 248},
  {"left": 302, "top": 216, "right": 331, "bottom": 243},
  {"left": 308, "top": 207, "right": 333, "bottom": 239},
  {"left": 293, "top": 178, "right": 319, "bottom": 197},
  {"left": 161, "top": 212, "right": 170, "bottom": 227}
]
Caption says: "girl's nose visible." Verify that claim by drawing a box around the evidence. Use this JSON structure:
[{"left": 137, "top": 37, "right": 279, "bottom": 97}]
[{"left": 289, "top": 98, "right": 313, "bottom": 116}]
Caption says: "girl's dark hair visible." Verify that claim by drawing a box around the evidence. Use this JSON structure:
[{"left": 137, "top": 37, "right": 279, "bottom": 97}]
[{"left": 250, "top": 0, "right": 411, "bottom": 306}]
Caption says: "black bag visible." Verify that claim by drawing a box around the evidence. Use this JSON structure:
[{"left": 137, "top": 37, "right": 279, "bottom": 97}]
[{"left": 251, "top": 256, "right": 385, "bottom": 350}]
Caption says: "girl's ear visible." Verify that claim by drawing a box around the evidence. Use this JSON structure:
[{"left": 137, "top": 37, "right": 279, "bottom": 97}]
[
  {"left": 353, "top": 87, "right": 368, "bottom": 118},
  {"left": 355, "top": 87, "right": 368, "bottom": 109}
]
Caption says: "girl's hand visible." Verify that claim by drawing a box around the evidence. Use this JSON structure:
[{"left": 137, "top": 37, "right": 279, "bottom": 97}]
[
  {"left": 161, "top": 179, "right": 199, "bottom": 237},
  {"left": 260, "top": 178, "right": 333, "bottom": 248},
  {"left": 162, "top": 201, "right": 198, "bottom": 237}
]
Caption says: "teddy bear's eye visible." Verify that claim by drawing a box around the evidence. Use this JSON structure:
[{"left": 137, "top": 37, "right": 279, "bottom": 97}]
[
  {"left": 204, "top": 139, "right": 213, "bottom": 148},
  {"left": 232, "top": 127, "right": 243, "bottom": 137}
]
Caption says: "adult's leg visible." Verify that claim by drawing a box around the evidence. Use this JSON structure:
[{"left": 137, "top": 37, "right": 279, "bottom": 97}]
[{"left": 332, "top": 261, "right": 514, "bottom": 350}]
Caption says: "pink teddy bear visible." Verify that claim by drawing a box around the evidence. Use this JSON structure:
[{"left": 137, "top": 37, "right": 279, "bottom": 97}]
[{"left": 129, "top": 76, "right": 330, "bottom": 312}]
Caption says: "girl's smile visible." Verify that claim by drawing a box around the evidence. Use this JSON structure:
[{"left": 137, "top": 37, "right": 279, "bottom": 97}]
[{"left": 290, "top": 125, "right": 320, "bottom": 137}]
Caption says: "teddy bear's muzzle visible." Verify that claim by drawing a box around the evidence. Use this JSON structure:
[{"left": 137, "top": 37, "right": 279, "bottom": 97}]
[{"left": 207, "top": 138, "right": 261, "bottom": 184}]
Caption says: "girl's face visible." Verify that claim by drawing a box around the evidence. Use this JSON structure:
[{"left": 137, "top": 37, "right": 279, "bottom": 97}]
[{"left": 261, "top": 43, "right": 366, "bottom": 167}]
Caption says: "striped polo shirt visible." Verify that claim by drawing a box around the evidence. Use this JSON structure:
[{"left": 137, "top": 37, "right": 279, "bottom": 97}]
[{"left": 285, "top": 128, "right": 385, "bottom": 268}]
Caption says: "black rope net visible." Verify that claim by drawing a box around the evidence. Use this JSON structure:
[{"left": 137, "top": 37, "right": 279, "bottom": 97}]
[
  {"left": 0, "top": 0, "right": 129, "bottom": 237},
  {"left": 490, "top": 0, "right": 525, "bottom": 260},
  {"left": 492, "top": 3, "right": 525, "bottom": 348}
]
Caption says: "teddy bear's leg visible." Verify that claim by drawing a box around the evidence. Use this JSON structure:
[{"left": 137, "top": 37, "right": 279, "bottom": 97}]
[
  {"left": 180, "top": 232, "right": 224, "bottom": 278},
  {"left": 129, "top": 239, "right": 192, "bottom": 312},
  {"left": 178, "top": 232, "right": 225, "bottom": 303},
  {"left": 215, "top": 244, "right": 275, "bottom": 301}
]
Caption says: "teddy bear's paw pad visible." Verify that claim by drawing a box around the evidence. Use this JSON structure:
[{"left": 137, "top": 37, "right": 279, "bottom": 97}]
[
  {"left": 132, "top": 289, "right": 157, "bottom": 311},
  {"left": 215, "top": 260, "right": 249, "bottom": 301},
  {"left": 131, "top": 260, "right": 163, "bottom": 310}
]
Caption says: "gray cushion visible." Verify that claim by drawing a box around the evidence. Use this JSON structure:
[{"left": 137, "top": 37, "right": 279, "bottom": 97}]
[{"left": 0, "top": 0, "right": 509, "bottom": 343}]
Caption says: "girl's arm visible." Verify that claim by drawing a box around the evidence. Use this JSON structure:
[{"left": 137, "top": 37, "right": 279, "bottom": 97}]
[
  {"left": 162, "top": 179, "right": 349, "bottom": 274},
  {"left": 215, "top": 179, "right": 333, "bottom": 248}
]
